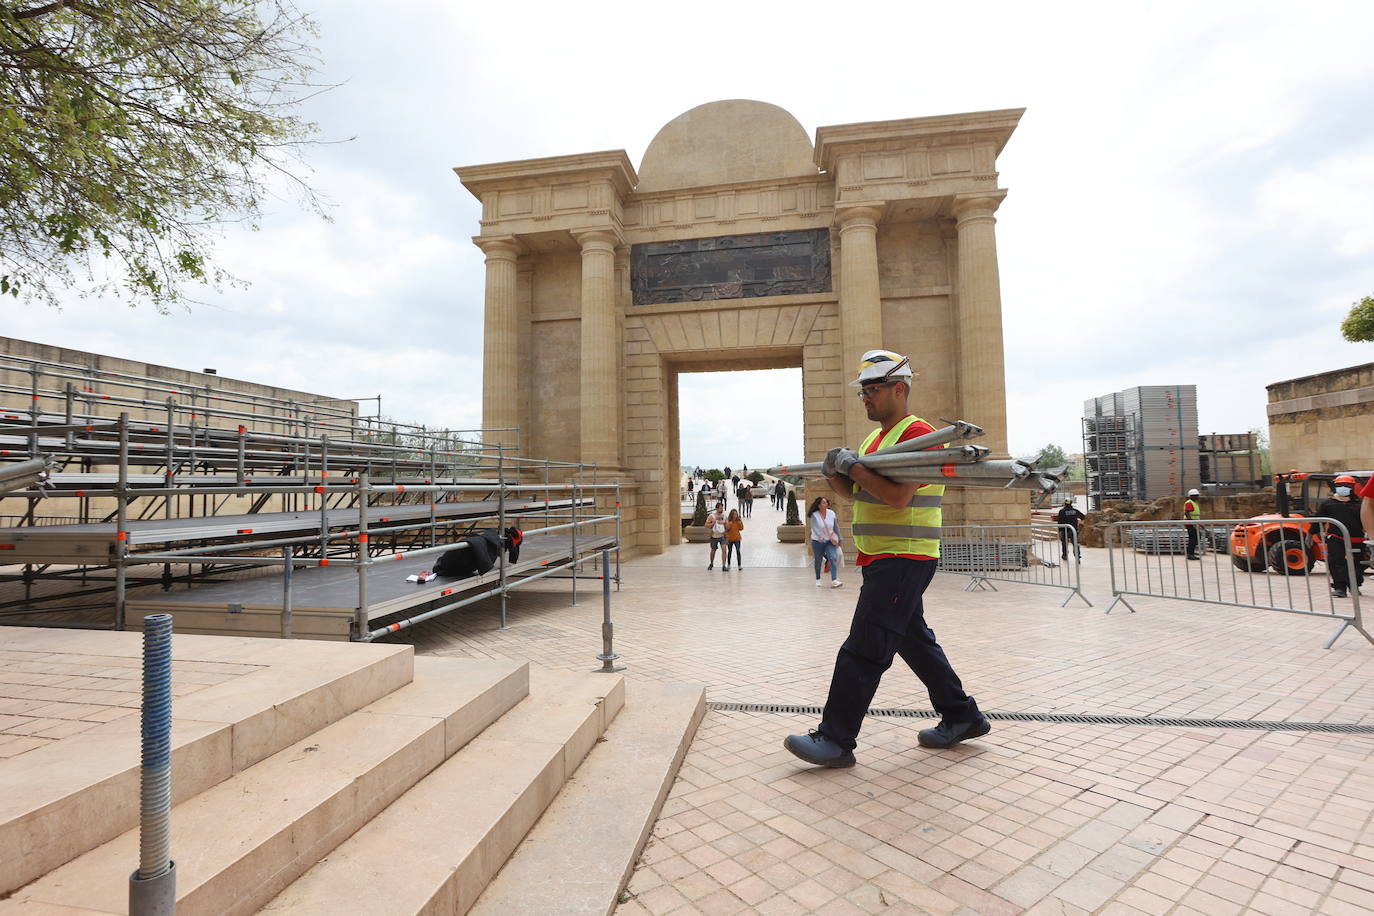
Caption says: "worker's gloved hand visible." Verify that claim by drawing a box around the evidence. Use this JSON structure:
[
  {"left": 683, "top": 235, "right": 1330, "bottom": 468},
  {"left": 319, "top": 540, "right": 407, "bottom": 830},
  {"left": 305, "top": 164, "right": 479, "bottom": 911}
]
[{"left": 823, "top": 447, "right": 860, "bottom": 478}]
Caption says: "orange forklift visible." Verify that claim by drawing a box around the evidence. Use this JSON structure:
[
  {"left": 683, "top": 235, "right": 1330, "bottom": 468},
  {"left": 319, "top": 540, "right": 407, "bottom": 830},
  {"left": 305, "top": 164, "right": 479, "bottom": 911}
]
[{"left": 1228, "top": 471, "right": 1371, "bottom": 574}]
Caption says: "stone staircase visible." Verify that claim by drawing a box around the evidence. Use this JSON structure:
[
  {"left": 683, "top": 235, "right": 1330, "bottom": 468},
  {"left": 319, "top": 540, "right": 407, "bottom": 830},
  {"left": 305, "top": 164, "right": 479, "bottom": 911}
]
[{"left": 0, "top": 631, "right": 703, "bottom": 915}]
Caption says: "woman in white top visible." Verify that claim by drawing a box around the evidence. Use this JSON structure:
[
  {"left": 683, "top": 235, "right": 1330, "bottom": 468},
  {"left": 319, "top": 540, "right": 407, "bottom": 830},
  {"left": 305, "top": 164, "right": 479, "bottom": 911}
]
[{"left": 809, "top": 496, "right": 842, "bottom": 588}]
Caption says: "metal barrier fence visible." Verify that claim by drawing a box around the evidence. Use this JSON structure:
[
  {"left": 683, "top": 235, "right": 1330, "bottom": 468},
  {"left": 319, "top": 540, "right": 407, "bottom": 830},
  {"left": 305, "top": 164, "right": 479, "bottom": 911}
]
[
  {"left": 1103, "top": 517, "right": 1372, "bottom": 649},
  {"left": 938, "top": 524, "right": 1092, "bottom": 608}
]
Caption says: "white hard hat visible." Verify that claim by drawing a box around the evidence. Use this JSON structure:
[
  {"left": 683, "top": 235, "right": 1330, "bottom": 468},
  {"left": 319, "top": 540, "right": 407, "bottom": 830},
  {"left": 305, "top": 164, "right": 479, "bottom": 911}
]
[
  {"left": 849, "top": 349, "right": 915, "bottom": 387},
  {"left": 1187, "top": 488, "right": 1200, "bottom": 497}
]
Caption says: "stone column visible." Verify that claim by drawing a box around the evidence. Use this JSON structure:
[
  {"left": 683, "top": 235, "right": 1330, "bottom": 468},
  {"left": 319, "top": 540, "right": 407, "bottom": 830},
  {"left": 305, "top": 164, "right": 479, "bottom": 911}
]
[
  {"left": 574, "top": 229, "right": 620, "bottom": 470},
  {"left": 836, "top": 205, "right": 885, "bottom": 449},
  {"left": 952, "top": 191, "right": 1009, "bottom": 453},
  {"left": 476, "top": 235, "right": 521, "bottom": 453}
]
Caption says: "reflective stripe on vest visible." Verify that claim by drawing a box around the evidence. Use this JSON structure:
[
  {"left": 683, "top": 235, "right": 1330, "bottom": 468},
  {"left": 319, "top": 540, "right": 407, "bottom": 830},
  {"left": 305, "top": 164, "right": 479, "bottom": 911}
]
[
  {"left": 851, "top": 415, "right": 944, "bottom": 558},
  {"left": 854, "top": 490, "right": 944, "bottom": 508}
]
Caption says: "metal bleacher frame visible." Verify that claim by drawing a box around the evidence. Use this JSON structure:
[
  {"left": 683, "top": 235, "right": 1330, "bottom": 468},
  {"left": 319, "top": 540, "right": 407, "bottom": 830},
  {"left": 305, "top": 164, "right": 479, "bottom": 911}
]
[{"left": 0, "top": 352, "right": 621, "bottom": 641}]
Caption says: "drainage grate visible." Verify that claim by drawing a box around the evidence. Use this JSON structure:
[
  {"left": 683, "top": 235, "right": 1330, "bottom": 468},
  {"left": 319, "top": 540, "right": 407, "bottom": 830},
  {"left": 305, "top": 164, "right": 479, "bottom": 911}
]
[{"left": 705, "top": 702, "right": 1374, "bottom": 734}]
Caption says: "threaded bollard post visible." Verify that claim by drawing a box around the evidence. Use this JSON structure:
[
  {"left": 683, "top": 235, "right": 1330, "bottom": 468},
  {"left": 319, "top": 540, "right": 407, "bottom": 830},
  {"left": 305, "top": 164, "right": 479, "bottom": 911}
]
[
  {"left": 129, "top": 613, "right": 176, "bottom": 915},
  {"left": 594, "top": 549, "right": 624, "bottom": 673}
]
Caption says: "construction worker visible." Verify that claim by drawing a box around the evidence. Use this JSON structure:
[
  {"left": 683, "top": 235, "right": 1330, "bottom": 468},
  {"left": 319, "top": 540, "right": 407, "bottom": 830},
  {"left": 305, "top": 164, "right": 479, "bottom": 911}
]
[
  {"left": 1183, "top": 488, "right": 1202, "bottom": 560},
  {"left": 1362, "top": 475, "right": 1374, "bottom": 573},
  {"left": 1055, "top": 496, "right": 1086, "bottom": 561},
  {"left": 1317, "top": 475, "right": 1365, "bottom": 598},
  {"left": 784, "top": 349, "right": 987, "bottom": 768}
]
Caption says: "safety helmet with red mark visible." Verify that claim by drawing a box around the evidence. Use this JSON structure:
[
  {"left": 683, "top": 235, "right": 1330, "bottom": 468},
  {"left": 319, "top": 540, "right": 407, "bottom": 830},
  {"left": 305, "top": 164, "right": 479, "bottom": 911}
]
[{"left": 1334, "top": 474, "right": 1357, "bottom": 486}]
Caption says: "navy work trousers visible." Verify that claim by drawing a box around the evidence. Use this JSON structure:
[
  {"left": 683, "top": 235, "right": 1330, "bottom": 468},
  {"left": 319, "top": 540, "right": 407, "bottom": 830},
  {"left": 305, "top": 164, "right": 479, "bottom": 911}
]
[{"left": 819, "top": 557, "right": 980, "bottom": 750}]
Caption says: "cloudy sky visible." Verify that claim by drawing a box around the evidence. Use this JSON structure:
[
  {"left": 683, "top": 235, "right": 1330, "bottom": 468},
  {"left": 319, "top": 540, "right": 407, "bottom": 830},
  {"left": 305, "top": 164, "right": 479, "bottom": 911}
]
[{"left": 4, "top": 0, "right": 1372, "bottom": 470}]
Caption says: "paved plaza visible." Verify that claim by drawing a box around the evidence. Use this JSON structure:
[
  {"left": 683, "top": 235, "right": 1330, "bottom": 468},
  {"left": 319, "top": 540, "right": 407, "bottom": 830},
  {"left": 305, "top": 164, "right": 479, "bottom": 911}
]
[{"left": 376, "top": 494, "right": 1374, "bottom": 915}]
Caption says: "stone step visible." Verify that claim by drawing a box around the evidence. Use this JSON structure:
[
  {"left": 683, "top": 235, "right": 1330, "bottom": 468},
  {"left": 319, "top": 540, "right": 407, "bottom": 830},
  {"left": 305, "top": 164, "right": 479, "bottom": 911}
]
[
  {"left": 259, "top": 668, "right": 626, "bottom": 916},
  {"left": 3, "top": 656, "right": 528, "bottom": 916},
  {"left": 0, "top": 631, "right": 414, "bottom": 897},
  {"left": 469, "top": 680, "right": 706, "bottom": 916}
]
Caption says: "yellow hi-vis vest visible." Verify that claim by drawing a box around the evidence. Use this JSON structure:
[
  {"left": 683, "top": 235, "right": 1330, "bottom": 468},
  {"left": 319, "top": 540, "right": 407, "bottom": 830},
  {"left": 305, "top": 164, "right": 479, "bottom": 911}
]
[
  {"left": 851, "top": 415, "right": 944, "bottom": 558},
  {"left": 1183, "top": 499, "right": 1200, "bottom": 520}
]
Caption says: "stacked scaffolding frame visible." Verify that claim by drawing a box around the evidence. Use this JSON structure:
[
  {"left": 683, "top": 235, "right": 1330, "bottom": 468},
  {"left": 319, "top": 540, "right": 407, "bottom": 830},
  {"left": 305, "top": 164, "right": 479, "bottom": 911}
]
[{"left": 0, "top": 351, "right": 620, "bottom": 640}]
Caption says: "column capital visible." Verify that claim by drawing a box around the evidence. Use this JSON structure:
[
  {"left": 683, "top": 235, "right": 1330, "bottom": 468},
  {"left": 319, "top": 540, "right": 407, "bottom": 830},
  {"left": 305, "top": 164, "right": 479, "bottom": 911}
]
[
  {"left": 571, "top": 227, "right": 623, "bottom": 252},
  {"left": 951, "top": 190, "right": 1007, "bottom": 227},
  {"left": 473, "top": 234, "right": 523, "bottom": 261},
  {"left": 834, "top": 204, "right": 885, "bottom": 233}
]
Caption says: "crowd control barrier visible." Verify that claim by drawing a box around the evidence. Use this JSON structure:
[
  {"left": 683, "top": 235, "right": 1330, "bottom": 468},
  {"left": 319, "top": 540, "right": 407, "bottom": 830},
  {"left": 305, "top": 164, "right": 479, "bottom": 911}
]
[
  {"left": 1103, "top": 517, "right": 1372, "bottom": 649},
  {"left": 939, "top": 524, "right": 1092, "bottom": 608}
]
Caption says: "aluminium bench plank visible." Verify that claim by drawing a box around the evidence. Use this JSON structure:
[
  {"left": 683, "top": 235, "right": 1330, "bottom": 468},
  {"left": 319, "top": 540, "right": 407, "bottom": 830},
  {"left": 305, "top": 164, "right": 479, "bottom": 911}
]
[{"left": 0, "top": 497, "right": 593, "bottom": 563}]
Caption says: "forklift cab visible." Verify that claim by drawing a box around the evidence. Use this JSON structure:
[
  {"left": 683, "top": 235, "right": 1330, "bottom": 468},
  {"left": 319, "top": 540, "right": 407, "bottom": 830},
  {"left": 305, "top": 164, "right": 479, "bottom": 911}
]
[{"left": 1275, "top": 471, "right": 1372, "bottom": 517}]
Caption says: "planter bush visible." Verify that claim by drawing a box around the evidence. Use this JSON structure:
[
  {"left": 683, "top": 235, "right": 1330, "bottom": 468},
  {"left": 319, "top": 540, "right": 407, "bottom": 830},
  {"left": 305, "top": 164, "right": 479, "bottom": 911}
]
[
  {"left": 777, "top": 489, "right": 806, "bottom": 542},
  {"left": 683, "top": 489, "right": 712, "bottom": 542}
]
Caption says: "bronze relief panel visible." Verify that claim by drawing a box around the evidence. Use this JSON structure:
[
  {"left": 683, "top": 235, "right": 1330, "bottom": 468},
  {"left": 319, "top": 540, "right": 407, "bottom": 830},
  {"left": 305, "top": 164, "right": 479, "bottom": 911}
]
[{"left": 630, "top": 229, "right": 831, "bottom": 305}]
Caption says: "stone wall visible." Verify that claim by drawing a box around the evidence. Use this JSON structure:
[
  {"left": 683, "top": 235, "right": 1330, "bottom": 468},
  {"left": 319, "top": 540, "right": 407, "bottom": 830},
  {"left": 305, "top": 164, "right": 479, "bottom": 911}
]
[
  {"left": 0, "top": 335, "right": 356, "bottom": 435},
  {"left": 1267, "top": 363, "right": 1374, "bottom": 474}
]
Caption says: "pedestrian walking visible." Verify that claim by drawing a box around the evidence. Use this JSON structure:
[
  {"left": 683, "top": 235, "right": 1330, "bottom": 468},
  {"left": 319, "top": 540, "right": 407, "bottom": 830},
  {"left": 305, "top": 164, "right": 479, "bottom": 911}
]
[
  {"left": 1183, "top": 488, "right": 1202, "bottom": 559},
  {"left": 1317, "top": 475, "right": 1366, "bottom": 598},
  {"left": 725, "top": 508, "right": 744, "bottom": 570},
  {"left": 809, "top": 496, "right": 841, "bottom": 588},
  {"left": 785, "top": 348, "right": 988, "bottom": 768},
  {"left": 738, "top": 479, "right": 753, "bottom": 517},
  {"left": 774, "top": 478, "right": 786, "bottom": 510},
  {"left": 1055, "top": 497, "right": 1086, "bottom": 561},
  {"left": 705, "top": 500, "right": 727, "bottom": 571}
]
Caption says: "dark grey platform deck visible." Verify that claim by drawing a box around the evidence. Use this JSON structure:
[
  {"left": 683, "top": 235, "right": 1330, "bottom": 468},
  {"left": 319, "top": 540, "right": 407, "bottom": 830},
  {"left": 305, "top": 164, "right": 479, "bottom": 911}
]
[{"left": 125, "top": 531, "right": 618, "bottom": 639}]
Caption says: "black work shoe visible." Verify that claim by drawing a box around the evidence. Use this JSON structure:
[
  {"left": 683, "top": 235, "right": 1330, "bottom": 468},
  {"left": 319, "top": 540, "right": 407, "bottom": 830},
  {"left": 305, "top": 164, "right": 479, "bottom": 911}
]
[
  {"left": 917, "top": 716, "right": 991, "bottom": 749},
  {"left": 1332, "top": 588, "right": 1348, "bottom": 598},
  {"left": 783, "top": 730, "right": 855, "bottom": 768}
]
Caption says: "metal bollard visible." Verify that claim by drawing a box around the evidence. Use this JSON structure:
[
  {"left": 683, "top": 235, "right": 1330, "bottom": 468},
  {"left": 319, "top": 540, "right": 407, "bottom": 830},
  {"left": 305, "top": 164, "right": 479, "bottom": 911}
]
[
  {"left": 129, "top": 613, "right": 176, "bottom": 915},
  {"left": 594, "top": 549, "right": 624, "bottom": 673}
]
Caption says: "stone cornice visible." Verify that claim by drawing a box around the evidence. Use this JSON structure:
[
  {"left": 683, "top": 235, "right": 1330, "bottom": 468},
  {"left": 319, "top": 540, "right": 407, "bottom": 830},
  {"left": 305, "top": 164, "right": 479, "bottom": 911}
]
[
  {"left": 1268, "top": 385, "right": 1374, "bottom": 417},
  {"left": 814, "top": 108, "right": 1024, "bottom": 173},
  {"left": 455, "top": 150, "right": 639, "bottom": 199},
  {"left": 628, "top": 173, "right": 830, "bottom": 203}
]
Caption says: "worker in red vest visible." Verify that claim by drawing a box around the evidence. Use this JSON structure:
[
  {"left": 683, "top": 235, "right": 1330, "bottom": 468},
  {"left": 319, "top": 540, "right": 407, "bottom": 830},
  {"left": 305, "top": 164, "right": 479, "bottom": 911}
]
[
  {"left": 1183, "top": 488, "right": 1202, "bottom": 560},
  {"left": 1318, "top": 475, "right": 1365, "bottom": 598}
]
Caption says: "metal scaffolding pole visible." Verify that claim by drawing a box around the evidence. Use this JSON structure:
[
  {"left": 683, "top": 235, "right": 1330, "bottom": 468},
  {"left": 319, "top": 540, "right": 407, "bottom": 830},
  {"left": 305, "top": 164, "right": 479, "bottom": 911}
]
[
  {"left": 497, "top": 448, "right": 508, "bottom": 630},
  {"left": 114, "top": 412, "right": 129, "bottom": 631},
  {"left": 354, "top": 474, "right": 369, "bottom": 640}
]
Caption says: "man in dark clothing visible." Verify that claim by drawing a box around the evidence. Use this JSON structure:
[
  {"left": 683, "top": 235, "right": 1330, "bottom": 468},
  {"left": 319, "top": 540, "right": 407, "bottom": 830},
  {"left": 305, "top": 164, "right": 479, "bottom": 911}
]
[
  {"left": 1183, "top": 489, "right": 1203, "bottom": 559},
  {"left": 1318, "top": 475, "right": 1366, "bottom": 598},
  {"left": 1055, "top": 497, "right": 1086, "bottom": 561},
  {"left": 774, "top": 479, "right": 786, "bottom": 510},
  {"left": 783, "top": 348, "right": 986, "bottom": 769}
]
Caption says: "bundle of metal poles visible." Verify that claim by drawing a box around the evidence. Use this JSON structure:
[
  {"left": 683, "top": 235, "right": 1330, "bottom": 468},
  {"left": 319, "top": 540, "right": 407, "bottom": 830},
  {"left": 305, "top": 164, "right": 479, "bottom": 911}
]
[
  {"left": 768, "top": 419, "right": 1067, "bottom": 498},
  {"left": 0, "top": 456, "right": 56, "bottom": 496}
]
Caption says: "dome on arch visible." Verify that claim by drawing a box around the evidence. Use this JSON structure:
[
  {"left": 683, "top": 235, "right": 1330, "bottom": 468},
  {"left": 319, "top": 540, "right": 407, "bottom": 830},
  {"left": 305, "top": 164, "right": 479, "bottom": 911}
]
[{"left": 637, "top": 100, "right": 817, "bottom": 193}]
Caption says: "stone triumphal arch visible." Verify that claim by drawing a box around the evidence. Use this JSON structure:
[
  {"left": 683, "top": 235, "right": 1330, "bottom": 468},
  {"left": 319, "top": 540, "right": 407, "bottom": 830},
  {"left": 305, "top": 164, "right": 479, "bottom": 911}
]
[{"left": 457, "top": 101, "right": 1024, "bottom": 555}]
